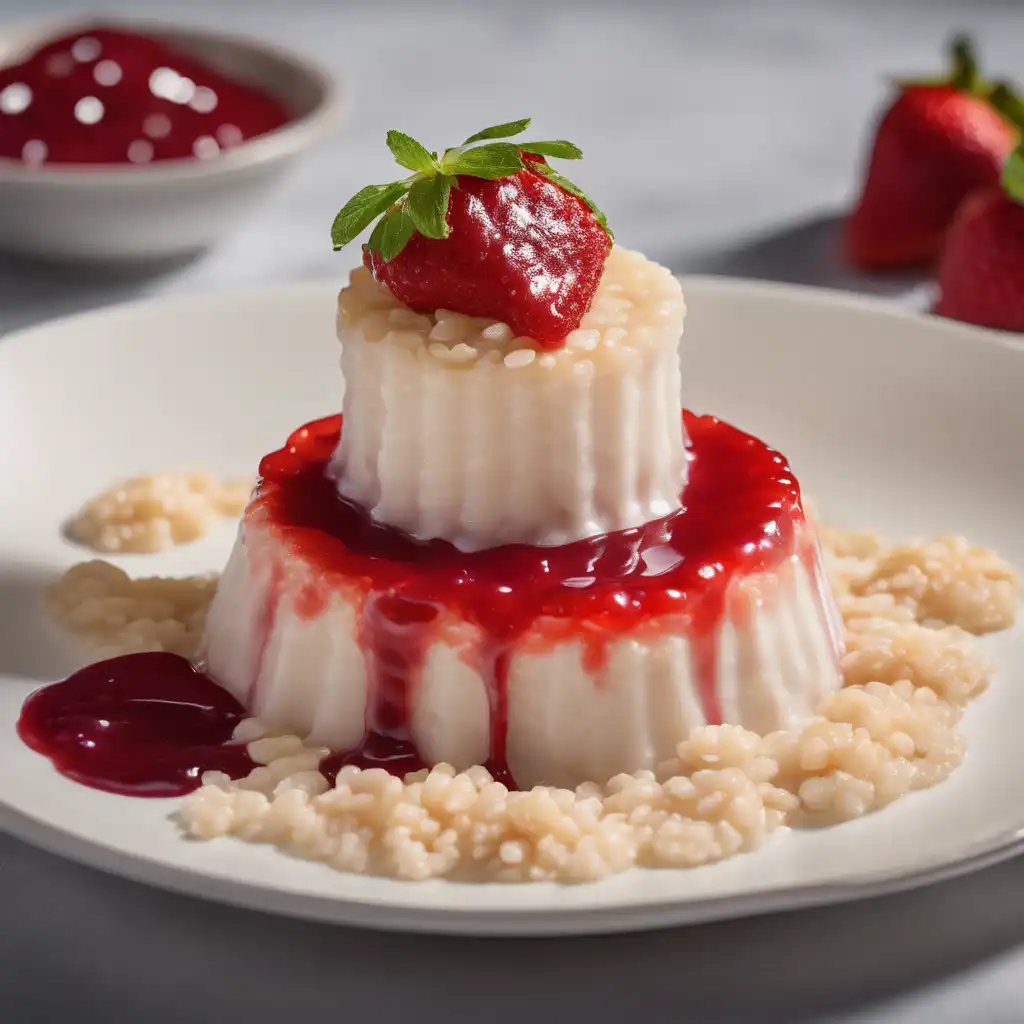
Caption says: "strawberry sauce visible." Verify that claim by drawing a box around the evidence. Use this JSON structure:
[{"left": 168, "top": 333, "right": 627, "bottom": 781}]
[
  {"left": 18, "top": 412, "right": 811, "bottom": 797},
  {"left": 0, "top": 26, "right": 290, "bottom": 167},
  {"left": 17, "top": 653, "right": 254, "bottom": 796}
]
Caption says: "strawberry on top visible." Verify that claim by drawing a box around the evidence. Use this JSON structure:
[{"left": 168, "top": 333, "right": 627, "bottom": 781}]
[
  {"left": 331, "top": 119, "right": 612, "bottom": 348},
  {"left": 845, "top": 36, "right": 1022, "bottom": 270},
  {"left": 936, "top": 142, "right": 1024, "bottom": 332}
]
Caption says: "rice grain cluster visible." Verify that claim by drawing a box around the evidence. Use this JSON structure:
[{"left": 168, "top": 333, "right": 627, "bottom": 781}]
[
  {"left": 65, "top": 472, "right": 253, "bottom": 553},
  {"left": 337, "top": 245, "right": 684, "bottom": 367}
]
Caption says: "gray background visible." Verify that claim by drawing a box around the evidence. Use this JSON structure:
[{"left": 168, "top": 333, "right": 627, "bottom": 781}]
[{"left": 2, "top": 0, "right": 1023, "bottom": 1020}]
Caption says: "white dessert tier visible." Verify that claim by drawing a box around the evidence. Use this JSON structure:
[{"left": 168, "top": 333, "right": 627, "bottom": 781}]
[
  {"left": 331, "top": 247, "right": 688, "bottom": 551},
  {"left": 202, "top": 518, "right": 843, "bottom": 790}
]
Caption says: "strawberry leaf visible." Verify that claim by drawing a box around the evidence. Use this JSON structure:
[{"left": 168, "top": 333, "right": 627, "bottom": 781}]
[
  {"left": 368, "top": 205, "right": 416, "bottom": 262},
  {"left": 332, "top": 119, "right": 612, "bottom": 253},
  {"left": 441, "top": 143, "right": 526, "bottom": 179},
  {"left": 521, "top": 140, "right": 583, "bottom": 160},
  {"left": 1003, "top": 144, "right": 1024, "bottom": 205},
  {"left": 463, "top": 118, "right": 531, "bottom": 144},
  {"left": 386, "top": 131, "right": 437, "bottom": 174},
  {"left": 331, "top": 181, "right": 412, "bottom": 251},
  {"left": 531, "top": 159, "right": 613, "bottom": 240},
  {"left": 989, "top": 81, "right": 1024, "bottom": 132},
  {"left": 406, "top": 175, "right": 454, "bottom": 239}
]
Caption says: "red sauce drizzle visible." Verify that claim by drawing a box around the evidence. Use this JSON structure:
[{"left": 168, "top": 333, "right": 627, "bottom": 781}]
[
  {"left": 17, "top": 652, "right": 254, "bottom": 796},
  {"left": 255, "top": 411, "right": 806, "bottom": 784},
  {"left": 17, "top": 412, "right": 809, "bottom": 797},
  {"left": 0, "top": 26, "right": 290, "bottom": 167}
]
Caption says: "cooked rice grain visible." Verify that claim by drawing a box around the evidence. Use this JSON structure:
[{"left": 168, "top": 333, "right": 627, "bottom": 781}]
[{"left": 66, "top": 472, "right": 253, "bottom": 554}]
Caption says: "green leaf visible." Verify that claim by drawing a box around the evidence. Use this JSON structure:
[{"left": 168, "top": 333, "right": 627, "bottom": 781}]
[
  {"left": 531, "top": 159, "right": 613, "bottom": 240},
  {"left": 463, "top": 118, "right": 531, "bottom": 144},
  {"left": 367, "top": 205, "right": 416, "bottom": 262},
  {"left": 989, "top": 81, "right": 1024, "bottom": 132},
  {"left": 331, "top": 181, "right": 411, "bottom": 250},
  {"left": 406, "top": 175, "right": 454, "bottom": 239},
  {"left": 441, "top": 142, "right": 526, "bottom": 179},
  {"left": 520, "top": 140, "right": 583, "bottom": 160},
  {"left": 1003, "top": 144, "right": 1024, "bottom": 205},
  {"left": 331, "top": 117, "right": 612, "bottom": 252},
  {"left": 949, "top": 33, "right": 980, "bottom": 92},
  {"left": 386, "top": 130, "right": 437, "bottom": 174}
]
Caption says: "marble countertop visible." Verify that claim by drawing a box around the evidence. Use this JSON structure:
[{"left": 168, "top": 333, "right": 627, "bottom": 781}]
[{"left": 1, "top": 0, "right": 1023, "bottom": 1020}]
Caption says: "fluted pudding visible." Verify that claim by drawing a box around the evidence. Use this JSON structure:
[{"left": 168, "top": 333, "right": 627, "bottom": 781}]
[{"left": 203, "top": 249, "right": 844, "bottom": 788}]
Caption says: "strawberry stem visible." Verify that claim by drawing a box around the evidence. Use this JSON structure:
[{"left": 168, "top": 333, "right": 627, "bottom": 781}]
[
  {"left": 892, "top": 33, "right": 996, "bottom": 98},
  {"left": 949, "top": 34, "right": 980, "bottom": 92}
]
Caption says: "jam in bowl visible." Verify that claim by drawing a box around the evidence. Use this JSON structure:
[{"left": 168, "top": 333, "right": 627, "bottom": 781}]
[
  {"left": 0, "top": 20, "right": 341, "bottom": 261},
  {"left": 0, "top": 25, "right": 293, "bottom": 168}
]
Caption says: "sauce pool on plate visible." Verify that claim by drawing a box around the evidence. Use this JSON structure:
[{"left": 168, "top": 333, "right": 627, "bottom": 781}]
[{"left": 17, "top": 652, "right": 255, "bottom": 796}]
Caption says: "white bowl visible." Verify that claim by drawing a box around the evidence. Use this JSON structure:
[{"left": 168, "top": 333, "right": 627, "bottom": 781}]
[{"left": 0, "top": 18, "right": 343, "bottom": 263}]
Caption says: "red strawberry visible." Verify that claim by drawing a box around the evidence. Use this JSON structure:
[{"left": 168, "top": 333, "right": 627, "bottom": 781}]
[
  {"left": 935, "top": 144, "right": 1024, "bottom": 331},
  {"left": 845, "top": 36, "right": 1021, "bottom": 270},
  {"left": 331, "top": 120, "right": 612, "bottom": 348}
]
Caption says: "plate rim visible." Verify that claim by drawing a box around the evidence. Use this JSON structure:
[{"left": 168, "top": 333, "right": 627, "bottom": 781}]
[
  {"left": 1, "top": 793, "right": 1022, "bottom": 936},
  {"left": 1, "top": 272, "right": 1022, "bottom": 353}
]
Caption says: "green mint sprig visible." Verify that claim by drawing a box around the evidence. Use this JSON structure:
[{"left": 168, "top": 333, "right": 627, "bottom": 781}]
[
  {"left": 1004, "top": 142, "right": 1024, "bottom": 205},
  {"left": 330, "top": 118, "right": 612, "bottom": 262}
]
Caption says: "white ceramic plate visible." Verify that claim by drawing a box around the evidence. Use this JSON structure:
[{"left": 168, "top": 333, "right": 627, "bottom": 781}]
[{"left": 0, "top": 279, "right": 1021, "bottom": 936}]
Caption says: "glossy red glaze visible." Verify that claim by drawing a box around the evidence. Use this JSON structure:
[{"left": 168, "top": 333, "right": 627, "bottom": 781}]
[
  {"left": 17, "top": 652, "right": 254, "bottom": 796},
  {"left": 251, "top": 411, "right": 807, "bottom": 779},
  {"left": 320, "top": 736, "right": 427, "bottom": 785},
  {"left": 0, "top": 25, "right": 290, "bottom": 166},
  {"left": 19, "top": 412, "right": 812, "bottom": 797},
  {"left": 364, "top": 156, "right": 612, "bottom": 348},
  {"left": 319, "top": 741, "right": 517, "bottom": 788}
]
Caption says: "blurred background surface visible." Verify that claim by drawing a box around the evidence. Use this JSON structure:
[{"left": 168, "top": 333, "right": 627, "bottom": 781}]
[
  {"left": 2, "top": 0, "right": 1024, "bottom": 1021},
  {"left": 0, "top": 0, "right": 1021, "bottom": 335}
]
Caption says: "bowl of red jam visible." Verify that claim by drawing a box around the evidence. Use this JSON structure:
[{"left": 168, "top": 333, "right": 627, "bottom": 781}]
[{"left": 0, "top": 20, "right": 342, "bottom": 262}]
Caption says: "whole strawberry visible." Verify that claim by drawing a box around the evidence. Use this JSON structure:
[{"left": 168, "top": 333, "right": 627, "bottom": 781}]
[
  {"left": 331, "top": 119, "right": 612, "bottom": 348},
  {"left": 936, "top": 143, "right": 1024, "bottom": 331},
  {"left": 845, "top": 36, "right": 1022, "bottom": 270}
]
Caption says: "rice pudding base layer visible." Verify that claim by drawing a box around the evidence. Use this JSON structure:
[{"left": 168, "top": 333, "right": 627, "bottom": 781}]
[
  {"left": 202, "top": 410, "right": 843, "bottom": 791},
  {"left": 41, "top": 488, "right": 1019, "bottom": 883}
]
